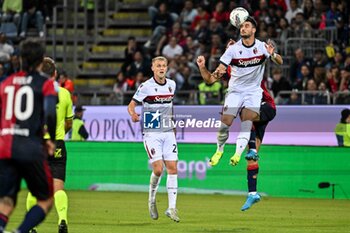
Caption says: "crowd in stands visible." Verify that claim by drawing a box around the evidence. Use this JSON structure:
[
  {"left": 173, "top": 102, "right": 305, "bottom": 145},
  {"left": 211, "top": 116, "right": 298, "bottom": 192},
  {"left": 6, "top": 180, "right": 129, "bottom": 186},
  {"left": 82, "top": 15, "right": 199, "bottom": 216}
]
[{"left": 115, "top": 0, "right": 350, "bottom": 105}]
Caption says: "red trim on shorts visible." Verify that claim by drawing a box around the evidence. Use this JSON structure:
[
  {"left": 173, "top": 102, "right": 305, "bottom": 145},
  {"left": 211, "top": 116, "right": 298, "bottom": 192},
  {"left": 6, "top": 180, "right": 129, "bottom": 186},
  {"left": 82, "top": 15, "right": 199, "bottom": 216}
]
[
  {"left": 43, "top": 160, "right": 53, "bottom": 198},
  {"left": 144, "top": 141, "right": 153, "bottom": 159},
  {"left": 247, "top": 163, "right": 259, "bottom": 170}
]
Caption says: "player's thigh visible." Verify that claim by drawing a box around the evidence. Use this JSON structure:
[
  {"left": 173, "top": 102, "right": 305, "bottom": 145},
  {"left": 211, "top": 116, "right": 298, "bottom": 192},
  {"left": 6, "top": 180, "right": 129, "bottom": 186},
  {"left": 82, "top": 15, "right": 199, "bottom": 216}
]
[
  {"left": 143, "top": 133, "right": 163, "bottom": 163},
  {"left": 242, "top": 91, "right": 263, "bottom": 120},
  {"left": 0, "top": 160, "right": 21, "bottom": 203},
  {"left": 162, "top": 132, "right": 178, "bottom": 162},
  {"left": 259, "top": 103, "right": 276, "bottom": 122},
  {"left": 19, "top": 160, "right": 53, "bottom": 201},
  {"left": 222, "top": 92, "right": 244, "bottom": 118},
  {"left": 48, "top": 140, "right": 67, "bottom": 182}
]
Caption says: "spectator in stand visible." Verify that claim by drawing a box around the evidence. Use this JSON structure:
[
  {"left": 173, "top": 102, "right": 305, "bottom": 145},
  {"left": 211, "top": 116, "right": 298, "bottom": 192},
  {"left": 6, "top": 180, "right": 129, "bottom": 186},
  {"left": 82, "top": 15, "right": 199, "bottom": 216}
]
[
  {"left": 20, "top": 0, "right": 45, "bottom": 38},
  {"left": 182, "top": 35, "right": 197, "bottom": 64},
  {"left": 162, "top": 36, "right": 184, "bottom": 61},
  {"left": 299, "top": 64, "right": 313, "bottom": 90},
  {"left": 155, "top": 22, "right": 186, "bottom": 56},
  {"left": 313, "top": 66, "right": 327, "bottom": 85},
  {"left": 208, "top": 33, "right": 224, "bottom": 71},
  {"left": 293, "top": 12, "right": 313, "bottom": 38},
  {"left": 276, "top": 17, "right": 290, "bottom": 43},
  {"left": 269, "top": 0, "right": 287, "bottom": 12},
  {"left": 178, "top": 0, "right": 198, "bottom": 30},
  {"left": 193, "top": 18, "right": 210, "bottom": 43},
  {"left": 290, "top": 48, "right": 312, "bottom": 89},
  {"left": 271, "top": 68, "right": 291, "bottom": 102},
  {"left": 0, "top": 33, "right": 14, "bottom": 63},
  {"left": 0, "top": 63, "right": 7, "bottom": 82},
  {"left": 314, "top": 81, "right": 329, "bottom": 104},
  {"left": 287, "top": 90, "right": 301, "bottom": 105},
  {"left": 7, "top": 53, "right": 20, "bottom": 75},
  {"left": 211, "top": 1, "right": 229, "bottom": 27},
  {"left": 134, "top": 72, "right": 145, "bottom": 90},
  {"left": 121, "top": 36, "right": 142, "bottom": 74},
  {"left": 285, "top": 0, "right": 303, "bottom": 24},
  {"left": 304, "top": 79, "right": 318, "bottom": 104},
  {"left": 326, "top": 66, "right": 340, "bottom": 93},
  {"left": 313, "top": 49, "right": 328, "bottom": 68},
  {"left": 147, "top": 0, "right": 180, "bottom": 23},
  {"left": 326, "top": 0, "right": 338, "bottom": 27},
  {"left": 208, "top": 18, "right": 226, "bottom": 42},
  {"left": 59, "top": 70, "right": 74, "bottom": 94},
  {"left": 303, "top": 0, "right": 315, "bottom": 22},
  {"left": 167, "top": 59, "right": 184, "bottom": 90},
  {"left": 127, "top": 51, "right": 152, "bottom": 78},
  {"left": 144, "top": 3, "right": 174, "bottom": 48},
  {"left": 1, "top": 0, "right": 22, "bottom": 29},
  {"left": 253, "top": 0, "right": 268, "bottom": 23},
  {"left": 339, "top": 66, "right": 350, "bottom": 92},
  {"left": 191, "top": 4, "right": 210, "bottom": 32}
]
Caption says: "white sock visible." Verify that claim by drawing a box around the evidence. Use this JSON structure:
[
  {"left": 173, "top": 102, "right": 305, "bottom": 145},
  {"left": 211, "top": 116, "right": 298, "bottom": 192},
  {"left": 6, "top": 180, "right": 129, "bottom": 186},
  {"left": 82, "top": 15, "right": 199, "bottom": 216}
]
[
  {"left": 235, "top": 120, "right": 252, "bottom": 156},
  {"left": 217, "top": 122, "right": 230, "bottom": 152},
  {"left": 167, "top": 174, "right": 178, "bottom": 209},
  {"left": 149, "top": 172, "right": 161, "bottom": 203},
  {"left": 249, "top": 191, "right": 257, "bottom": 195}
]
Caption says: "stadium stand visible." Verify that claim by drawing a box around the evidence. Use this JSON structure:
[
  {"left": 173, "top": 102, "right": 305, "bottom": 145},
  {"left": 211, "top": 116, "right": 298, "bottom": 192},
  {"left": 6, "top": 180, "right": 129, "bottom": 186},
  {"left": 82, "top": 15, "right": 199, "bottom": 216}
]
[{"left": 0, "top": 0, "right": 349, "bottom": 105}]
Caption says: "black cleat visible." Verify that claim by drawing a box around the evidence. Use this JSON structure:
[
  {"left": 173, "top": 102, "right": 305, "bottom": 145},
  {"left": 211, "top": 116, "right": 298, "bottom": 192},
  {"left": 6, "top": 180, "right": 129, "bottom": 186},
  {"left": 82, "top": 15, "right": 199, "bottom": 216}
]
[
  {"left": 29, "top": 229, "right": 37, "bottom": 233},
  {"left": 58, "top": 220, "right": 68, "bottom": 233}
]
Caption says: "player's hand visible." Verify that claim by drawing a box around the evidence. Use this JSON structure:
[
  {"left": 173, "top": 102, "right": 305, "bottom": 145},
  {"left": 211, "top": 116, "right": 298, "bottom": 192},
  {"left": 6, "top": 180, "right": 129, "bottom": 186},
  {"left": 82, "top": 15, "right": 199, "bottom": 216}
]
[
  {"left": 196, "top": 56, "right": 205, "bottom": 68},
  {"left": 265, "top": 39, "right": 276, "bottom": 55},
  {"left": 131, "top": 113, "right": 140, "bottom": 122},
  {"left": 225, "top": 39, "right": 236, "bottom": 50},
  {"left": 45, "top": 139, "right": 56, "bottom": 156}
]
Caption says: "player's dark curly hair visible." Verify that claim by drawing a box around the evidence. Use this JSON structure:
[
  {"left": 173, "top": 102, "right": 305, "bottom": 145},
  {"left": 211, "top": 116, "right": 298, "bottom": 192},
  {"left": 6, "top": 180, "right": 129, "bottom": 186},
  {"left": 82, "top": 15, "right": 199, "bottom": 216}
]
[{"left": 19, "top": 39, "right": 45, "bottom": 73}]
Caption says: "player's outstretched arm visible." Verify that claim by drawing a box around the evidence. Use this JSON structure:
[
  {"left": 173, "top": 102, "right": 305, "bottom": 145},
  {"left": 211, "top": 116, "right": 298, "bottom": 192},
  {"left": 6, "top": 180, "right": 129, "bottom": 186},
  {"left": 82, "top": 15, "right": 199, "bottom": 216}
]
[
  {"left": 128, "top": 99, "right": 140, "bottom": 122},
  {"left": 196, "top": 56, "right": 222, "bottom": 84},
  {"left": 265, "top": 39, "right": 283, "bottom": 65}
]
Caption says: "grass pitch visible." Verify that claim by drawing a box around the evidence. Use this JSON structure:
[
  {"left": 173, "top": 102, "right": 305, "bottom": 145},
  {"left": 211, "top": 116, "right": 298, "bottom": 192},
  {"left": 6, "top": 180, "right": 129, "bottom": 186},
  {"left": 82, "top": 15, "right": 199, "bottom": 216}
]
[{"left": 6, "top": 190, "right": 350, "bottom": 233}]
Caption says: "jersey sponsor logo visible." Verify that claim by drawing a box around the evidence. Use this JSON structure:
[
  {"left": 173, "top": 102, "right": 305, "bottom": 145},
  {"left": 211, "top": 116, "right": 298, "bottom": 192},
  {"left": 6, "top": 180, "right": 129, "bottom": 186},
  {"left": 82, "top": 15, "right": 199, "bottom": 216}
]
[
  {"left": 231, "top": 55, "right": 266, "bottom": 67},
  {"left": 144, "top": 110, "right": 161, "bottom": 129},
  {"left": 144, "top": 94, "right": 174, "bottom": 104}
]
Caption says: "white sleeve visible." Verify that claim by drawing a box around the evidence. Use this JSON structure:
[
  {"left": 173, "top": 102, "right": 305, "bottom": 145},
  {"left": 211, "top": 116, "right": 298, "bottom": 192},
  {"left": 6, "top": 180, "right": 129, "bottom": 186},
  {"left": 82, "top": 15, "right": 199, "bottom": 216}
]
[
  {"left": 132, "top": 84, "right": 148, "bottom": 103},
  {"left": 219, "top": 46, "right": 235, "bottom": 66}
]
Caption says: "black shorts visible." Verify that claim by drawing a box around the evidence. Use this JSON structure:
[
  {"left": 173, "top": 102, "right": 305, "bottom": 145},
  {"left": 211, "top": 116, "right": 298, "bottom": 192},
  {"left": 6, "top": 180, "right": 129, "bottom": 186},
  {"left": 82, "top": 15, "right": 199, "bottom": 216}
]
[
  {"left": 254, "top": 102, "right": 276, "bottom": 141},
  {"left": 0, "top": 159, "right": 53, "bottom": 203},
  {"left": 48, "top": 140, "right": 67, "bottom": 181}
]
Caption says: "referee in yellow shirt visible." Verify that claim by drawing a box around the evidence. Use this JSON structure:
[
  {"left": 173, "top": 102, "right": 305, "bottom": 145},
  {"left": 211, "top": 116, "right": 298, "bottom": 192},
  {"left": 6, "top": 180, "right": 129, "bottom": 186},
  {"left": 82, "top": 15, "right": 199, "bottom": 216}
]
[{"left": 26, "top": 57, "right": 73, "bottom": 233}]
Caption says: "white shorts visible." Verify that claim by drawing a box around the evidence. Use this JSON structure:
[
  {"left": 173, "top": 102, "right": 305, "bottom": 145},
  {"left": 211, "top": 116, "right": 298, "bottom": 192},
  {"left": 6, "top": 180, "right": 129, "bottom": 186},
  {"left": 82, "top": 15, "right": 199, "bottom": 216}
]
[
  {"left": 222, "top": 91, "right": 262, "bottom": 117},
  {"left": 143, "top": 132, "right": 178, "bottom": 163}
]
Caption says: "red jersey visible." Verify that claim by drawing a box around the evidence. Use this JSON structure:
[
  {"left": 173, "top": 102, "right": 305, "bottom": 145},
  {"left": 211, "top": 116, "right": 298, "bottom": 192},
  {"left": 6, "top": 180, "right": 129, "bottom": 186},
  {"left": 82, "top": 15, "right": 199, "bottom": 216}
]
[{"left": 0, "top": 71, "right": 57, "bottom": 160}]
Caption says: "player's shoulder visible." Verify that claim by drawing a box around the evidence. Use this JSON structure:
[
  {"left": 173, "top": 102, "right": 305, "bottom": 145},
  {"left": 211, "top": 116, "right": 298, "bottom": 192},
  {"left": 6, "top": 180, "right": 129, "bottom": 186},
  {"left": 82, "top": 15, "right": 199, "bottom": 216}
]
[
  {"left": 255, "top": 38, "right": 266, "bottom": 47},
  {"left": 166, "top": 78, "right": 176, "bottom": 86}
]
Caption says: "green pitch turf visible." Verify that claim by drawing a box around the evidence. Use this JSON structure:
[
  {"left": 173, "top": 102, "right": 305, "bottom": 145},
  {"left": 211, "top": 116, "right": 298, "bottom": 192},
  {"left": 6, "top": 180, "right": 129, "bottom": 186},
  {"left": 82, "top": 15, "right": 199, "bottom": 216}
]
[{"left": 5, "top": 190, "right": 350, "bottom": 233}]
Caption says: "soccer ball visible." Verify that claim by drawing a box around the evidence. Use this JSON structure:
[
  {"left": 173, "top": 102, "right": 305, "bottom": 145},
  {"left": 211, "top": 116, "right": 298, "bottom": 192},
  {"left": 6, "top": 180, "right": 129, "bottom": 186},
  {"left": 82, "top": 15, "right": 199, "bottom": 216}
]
[{"left": 229, "top": 7, "right": 249, "bottom": 28}]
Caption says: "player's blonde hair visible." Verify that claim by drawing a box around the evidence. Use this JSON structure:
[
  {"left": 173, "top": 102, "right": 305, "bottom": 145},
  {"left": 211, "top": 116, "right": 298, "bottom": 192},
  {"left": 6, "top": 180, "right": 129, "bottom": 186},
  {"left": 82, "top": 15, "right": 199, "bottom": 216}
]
[{"left": 152, "top": 56, "right": 168, "bottom": 65}]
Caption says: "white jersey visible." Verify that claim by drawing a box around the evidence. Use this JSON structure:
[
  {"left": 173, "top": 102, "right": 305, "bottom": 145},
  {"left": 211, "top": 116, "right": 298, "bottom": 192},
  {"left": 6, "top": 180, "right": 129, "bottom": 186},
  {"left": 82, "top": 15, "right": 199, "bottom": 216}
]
[
  {"left": 133, "top": 77, "right": 176, "bottom": 133},
  {"left": 220, "top": 39, "right": 270, "bottom": 93}
]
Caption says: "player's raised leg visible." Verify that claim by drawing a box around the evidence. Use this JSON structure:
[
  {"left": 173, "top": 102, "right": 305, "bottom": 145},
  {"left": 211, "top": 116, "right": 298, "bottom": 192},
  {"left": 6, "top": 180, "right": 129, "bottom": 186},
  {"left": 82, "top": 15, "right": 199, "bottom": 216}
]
[{"left": 210, "top": 92, "right": 242, "bottom": 166}]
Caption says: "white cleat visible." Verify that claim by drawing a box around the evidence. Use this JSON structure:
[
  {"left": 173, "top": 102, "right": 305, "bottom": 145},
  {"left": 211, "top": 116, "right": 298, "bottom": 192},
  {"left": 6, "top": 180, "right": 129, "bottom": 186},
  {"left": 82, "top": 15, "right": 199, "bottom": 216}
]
[
  {"left": 148, "top": 201, "right": 158, "bottom": 220},
  {"left": 165, "top": 208, "right": 180, "bottom": 222}
]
